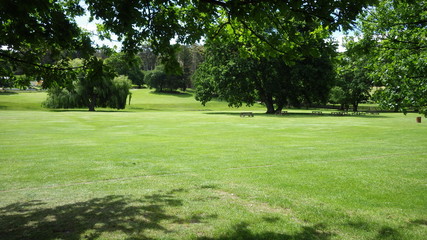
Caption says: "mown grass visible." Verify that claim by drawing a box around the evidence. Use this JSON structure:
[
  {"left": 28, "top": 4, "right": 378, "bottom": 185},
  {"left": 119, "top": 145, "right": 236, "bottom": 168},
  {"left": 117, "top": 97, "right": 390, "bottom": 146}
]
[{"left": 0, "top": 90, "right": 426, "bottom": 239}]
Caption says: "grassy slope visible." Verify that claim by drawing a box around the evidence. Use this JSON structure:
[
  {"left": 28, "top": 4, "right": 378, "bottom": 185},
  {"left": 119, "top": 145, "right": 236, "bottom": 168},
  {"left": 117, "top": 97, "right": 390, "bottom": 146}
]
[{"left": 0, "top": 90, "right": 426, "bottom": 239}]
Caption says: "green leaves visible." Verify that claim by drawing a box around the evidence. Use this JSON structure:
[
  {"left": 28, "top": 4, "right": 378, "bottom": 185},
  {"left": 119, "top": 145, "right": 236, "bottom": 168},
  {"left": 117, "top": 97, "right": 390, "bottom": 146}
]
[
  {"left": 355, "top": 0, "right": 427, "bottom": 116},
  {"left": 43, "top": 57, "right": 132, "bottom": 111},
  {"left": 104, "top": 52, "right": 145, "bottom": 87},
  {"left": 0, "top": 0, "right": 93, "bottom": 87},
  {"left": 2, "top": 0, "right": 378, "bottom": 99},
  {"left": 144, "top": 65, "right": 185, "bottom": 92},
  {"left": 82, "top": 0, "right": 375, "bottom": 57},
  {"left": 194, "top": 32, "right": 335, "bottom": 113},
  {"left": 334, "top": 42, "right": 373, "bottom": 111}
]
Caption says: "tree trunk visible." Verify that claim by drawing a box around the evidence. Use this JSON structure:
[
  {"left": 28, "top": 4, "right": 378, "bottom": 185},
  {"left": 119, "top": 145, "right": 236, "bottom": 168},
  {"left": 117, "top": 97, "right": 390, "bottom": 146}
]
[
  {"left": 275, "top": 102, "right": 285, "bottom": 114},
  {"left": 256, "top": 84, "right": 275, "bottom": 114},
  {"left": 394, "top": 105, "right": 399, "bottom": 112},
  {"left": 88, "top": 94, "right": 96, "bottom": 111},
  {"left": 265, "top": 96, "right": 275, "bottom": 114},
  {"left": 353, "top": 102, "right": 359, "bottom": 112},
  {"left": 344, "top": 104, "right": 350, "bottom": 111}
]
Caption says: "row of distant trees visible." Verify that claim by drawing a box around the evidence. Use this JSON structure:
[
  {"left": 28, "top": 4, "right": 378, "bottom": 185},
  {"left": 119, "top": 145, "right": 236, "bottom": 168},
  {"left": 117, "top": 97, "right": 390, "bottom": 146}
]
[
  {"left": 1, "top": 41, "right": 372, "bottom": 113},
  {"left": 42, "top": 44, "right": 204, "bottom": 111},
  {"left": 86, "top": 42, "right": 375, "bottom": 113},
  {"left": 1, "top": 44, "right": 204, "bottom": 111},
  {"left": 143, "top": 45, "right": 204, "bottom": 92},
  {"left": 0, "top": 39, "right": 406, "bottom": 113},
  {"left": 0, "top": 37, "right": 415, "bottom": 113},
  {"left": 93, "top": 44, "right": 204, "bottom": 91}
]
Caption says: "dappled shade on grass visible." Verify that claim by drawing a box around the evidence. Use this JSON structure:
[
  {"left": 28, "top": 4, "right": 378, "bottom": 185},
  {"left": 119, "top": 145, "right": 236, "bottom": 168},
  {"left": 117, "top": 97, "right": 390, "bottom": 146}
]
[
  {"left": 197, "top": 222, "right": 334, "bottom": 240},
  {"left": 0, "top": 191, "right": 184, "bottom": 240}
]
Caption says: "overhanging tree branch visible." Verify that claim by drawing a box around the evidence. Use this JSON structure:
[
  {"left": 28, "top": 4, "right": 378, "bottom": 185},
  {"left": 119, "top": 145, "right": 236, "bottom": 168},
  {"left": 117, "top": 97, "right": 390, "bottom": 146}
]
[
  {"left": 238, "top": 20, "right": 287, "bottom": 54},
  {"left": 199, "top": 0, "right": 227, "bottom": 8},
  {"left": 375, "top": 44, "right": 427, "bottom": 50},
  {"left": 0, "top": 52, "right": 85, "bottom": 71},
  {"left": 210, "top": 21, "right": 231, "bottom": 40}
]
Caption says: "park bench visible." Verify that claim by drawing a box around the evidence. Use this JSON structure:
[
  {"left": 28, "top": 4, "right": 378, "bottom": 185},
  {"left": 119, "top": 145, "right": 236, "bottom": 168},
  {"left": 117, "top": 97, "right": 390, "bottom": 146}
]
[
  {"left": 368, "top": 111, "right": 380, "bottom": 115},
  {"left": 275, "top": 111, "right": 288, "bottom": 115},
  {"left": 240, "top": 112, "right": 254, "bottom": 117},
  {"left": 351, "top": 111, "right": 367, "bottom": 116},
  {"left": 312, "top": 111, "right": 323, "bottom": 115},
  {"left": 330, "top": 111, "right": 345, "bottom": 116}
]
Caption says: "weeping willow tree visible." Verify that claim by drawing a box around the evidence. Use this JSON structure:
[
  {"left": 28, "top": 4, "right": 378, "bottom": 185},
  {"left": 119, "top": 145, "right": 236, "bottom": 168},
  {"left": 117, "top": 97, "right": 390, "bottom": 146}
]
[{"left": 43, "top": 58, "right": 132, "bottom": 111}]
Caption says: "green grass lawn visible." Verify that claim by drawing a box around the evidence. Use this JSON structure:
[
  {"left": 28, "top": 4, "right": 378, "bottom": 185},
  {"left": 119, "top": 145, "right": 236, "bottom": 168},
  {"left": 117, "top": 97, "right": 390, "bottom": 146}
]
[{"left": 0, "top": 90, "right": 426, "bottom": 239}]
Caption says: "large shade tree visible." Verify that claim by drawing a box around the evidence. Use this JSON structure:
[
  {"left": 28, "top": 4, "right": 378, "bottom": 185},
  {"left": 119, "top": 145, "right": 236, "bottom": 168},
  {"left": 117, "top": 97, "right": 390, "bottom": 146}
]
[{"left": 193, "top": 31, "right": 336, "bottom": 114}]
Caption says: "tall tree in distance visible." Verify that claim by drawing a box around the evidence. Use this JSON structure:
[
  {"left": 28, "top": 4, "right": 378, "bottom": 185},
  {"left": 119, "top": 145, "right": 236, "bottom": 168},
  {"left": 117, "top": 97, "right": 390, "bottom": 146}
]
[
  {"left": 189, "top": 44, "right": 205, "bottom": 74},
  {"left": 139, "top": 45, "right": 158, "bottom": 71},
  {"left": 104, "top": 52, "right": 145, "bottom": 88},
  {"left": 333, "top": 38, "right": 373, "bottom": 112},
  {"left": 177, "top": 45, "right": 193, "bottom": 91},
  {"left": 176, "top": 44, "right": 205, "bottom": 90}
]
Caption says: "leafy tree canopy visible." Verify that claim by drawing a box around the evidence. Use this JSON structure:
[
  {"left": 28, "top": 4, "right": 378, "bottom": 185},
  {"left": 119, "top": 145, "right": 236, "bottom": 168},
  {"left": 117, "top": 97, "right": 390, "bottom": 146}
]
[
  {"left": 352, "top": 0, "right": 427, "bottom": 115},
  {"left": 85, "top": 0, "right": 377, "bottom": 62},
  {"left": 43, "top": 57, "right": 132, "bottom": 111},
  {"left": 193, "top": 31, "right": 336, "bottom": 114},
  {"left": 104, "top": 52, "right": 145, "bottom": 88},
  {"left": 0, "top": 0, "right": 93, "bottom": 87},
  {"left": 145, "top": 65, "right": 185, "bottom": 92},
  {"left": 1, "top": 0, "right": 376, "bottom": 86},
  {"left": 333, "top": 39, "right": 373, "bottom": 112}
]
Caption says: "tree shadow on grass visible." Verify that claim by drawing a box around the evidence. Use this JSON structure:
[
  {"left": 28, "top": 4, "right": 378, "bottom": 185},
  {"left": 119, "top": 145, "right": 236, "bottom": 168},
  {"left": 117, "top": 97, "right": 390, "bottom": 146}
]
[
  {"left": 346, "top": 220, "right": 420, "bottom": 240},
  {"left": 0, "top": 91, "right": 19, "bottom": 95},
  {"left": 204, "top": 111, "right": 253, "bottom": 116},
  {"left": 48, "top": 109, "right": 134, "bottom": 113},
  {"left": 375, "top": 226, "right": 402, "bottom": 240},
  {"left": 409, "top": 219, "right": 427, "bottom": 226},
  {"left": 204, "top": 111, "right": 390, "bottom": 119},
  {"left": 0, "top": 189, "right": 190, "bottom": 240},
  {"left": 197, "top": 222, "right": 334, "bottom": 240},
  {"left": 149, "top": 91, "right": 193, "bottom": 98}
]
